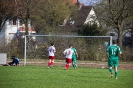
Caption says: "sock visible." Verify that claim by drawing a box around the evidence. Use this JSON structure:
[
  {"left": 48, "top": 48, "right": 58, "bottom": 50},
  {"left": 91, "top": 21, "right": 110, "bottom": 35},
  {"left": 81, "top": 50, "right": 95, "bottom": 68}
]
[
  {"left": 65, "top": 64, "right": 69, "bottom": 69},
  {"left": 51, "top": 62, "right": 53, "bottom": 66},
  {"left": 48, "top": 62, "right": 51, "bottom": 66},
  {"left": 73, "top": 61, "right": 77, "bottom": 68},
  {"left": 109, "top": 67, "right": 113, "bottom": 73},
  {"left": 72, "top": 63, "right": 75, "bottom": 68},
  {"left": 115, "top": 71, "right": 118, "bottom": 78},
  {"left": 73, "top": 64, "right": 77, "bottom": 68}
]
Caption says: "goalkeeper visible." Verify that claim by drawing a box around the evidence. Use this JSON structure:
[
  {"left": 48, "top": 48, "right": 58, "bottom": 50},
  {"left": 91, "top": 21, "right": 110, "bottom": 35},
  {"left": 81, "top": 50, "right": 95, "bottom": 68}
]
[
  {"left": 8, "top": 56, "right": 20, "bottom": 66},
  {"left": 71, "top": 46, "right": 78, "bottom": 69}
]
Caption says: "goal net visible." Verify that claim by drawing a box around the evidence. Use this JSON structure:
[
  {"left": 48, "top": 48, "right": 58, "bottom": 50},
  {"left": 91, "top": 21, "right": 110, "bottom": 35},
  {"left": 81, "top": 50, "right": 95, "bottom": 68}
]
[{"left": 24, "top": 35, "right": 112, "bottom": 66}]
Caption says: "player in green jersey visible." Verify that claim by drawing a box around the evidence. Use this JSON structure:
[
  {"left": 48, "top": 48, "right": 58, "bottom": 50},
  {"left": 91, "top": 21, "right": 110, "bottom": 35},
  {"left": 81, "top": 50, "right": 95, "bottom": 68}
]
[
  {"left": 71, "top": 47, "right": 78, "bottom": 69},
  {"left": 106, "top": 40, "right": 122, "bottom": 79}
]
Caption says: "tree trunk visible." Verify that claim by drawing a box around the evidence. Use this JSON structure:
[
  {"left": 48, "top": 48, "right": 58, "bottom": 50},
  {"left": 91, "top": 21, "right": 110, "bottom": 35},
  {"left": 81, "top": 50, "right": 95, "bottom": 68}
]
[
  {"left": 25, "top": 7, "right": 30, "bottom": 35},
  {"left": 25, "top": 18, "right": 29, "bottom": 35},
  {"left": 118, "top": 27, "right": 123, "bottom": 49}
]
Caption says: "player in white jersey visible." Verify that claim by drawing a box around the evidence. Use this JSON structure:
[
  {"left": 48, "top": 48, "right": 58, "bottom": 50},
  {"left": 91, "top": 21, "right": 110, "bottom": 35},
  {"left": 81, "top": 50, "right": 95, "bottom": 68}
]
[
  {"left": 63, "top": 44, "right": 74, "bottom": 70},
  {"left": 48, "top": 43, "right": 56, "bottom": 68}
]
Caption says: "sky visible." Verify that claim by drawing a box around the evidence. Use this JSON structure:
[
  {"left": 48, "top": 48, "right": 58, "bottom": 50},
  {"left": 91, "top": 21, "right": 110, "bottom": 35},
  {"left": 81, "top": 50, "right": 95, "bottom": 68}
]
[{"left": 78, "top": 0, "right": 101, "bottom": 6}]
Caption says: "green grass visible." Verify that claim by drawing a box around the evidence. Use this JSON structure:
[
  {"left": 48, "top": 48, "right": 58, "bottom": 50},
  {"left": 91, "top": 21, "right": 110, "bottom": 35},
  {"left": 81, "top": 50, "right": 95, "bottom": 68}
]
[{"left": 0, "top": 66, "right": 133, "bottom": 88}]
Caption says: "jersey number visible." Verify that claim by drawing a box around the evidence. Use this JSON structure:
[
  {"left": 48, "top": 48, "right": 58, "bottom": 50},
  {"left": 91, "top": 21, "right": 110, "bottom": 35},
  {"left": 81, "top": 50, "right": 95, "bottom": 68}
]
[{"left": 111, "top": 49, "right": 116, "bottom": 55}]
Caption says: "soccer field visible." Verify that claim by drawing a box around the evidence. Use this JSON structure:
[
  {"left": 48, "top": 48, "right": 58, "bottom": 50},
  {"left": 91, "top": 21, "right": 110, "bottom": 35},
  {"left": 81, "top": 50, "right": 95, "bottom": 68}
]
[{"left": 0, "top": 66, "right": 133, "bottom": 88}]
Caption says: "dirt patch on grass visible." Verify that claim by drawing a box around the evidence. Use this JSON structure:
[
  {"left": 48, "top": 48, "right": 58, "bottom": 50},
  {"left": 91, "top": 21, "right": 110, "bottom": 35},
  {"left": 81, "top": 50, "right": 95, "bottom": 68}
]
[{"left": 20, "top": 61, "right": 133, "bottom": 70}]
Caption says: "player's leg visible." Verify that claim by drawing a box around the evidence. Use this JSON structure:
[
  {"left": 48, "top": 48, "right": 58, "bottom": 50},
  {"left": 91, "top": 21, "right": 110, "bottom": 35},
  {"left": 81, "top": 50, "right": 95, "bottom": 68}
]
[
  {"left": 65, "top": 59, "right": 69, "bottom": 70},
  {"left": 8, "top": 62, "right": 14, "bottom": 66},
  {"left": 72, "top": 56, "right": 77, "bottom": 68},
  {"left": 48, "top": 56, "right": 55, "bottom": 67},
  {"left": 15, "top": 62, "right": 18, "bottom": 66},
  {"left": 48, "top": 56, "right": 52, "bottom": 68},
  {"left": 114, "top": 66, "right": 118, "bottom": 79},
  {"left": 74, "top": 59, "right": 77, "bottom": 68},
  {"left": 114, "top": 59, "right": 119, "bottom": 79},
  {"left": 109, "top": 66, "right": 113, "bottom": 77},
  {"left": 73, "top": 59, "right": 77, "bottom": 68},
  {"left": 18, "top": 61, "right": 20, "bottom": 66},
  {"left": 17, "top": 59, "right": 20, "bottom": 66},
  {"left": 65, "top": 58, "right": 72, "bottom": 70},
  {"left": 51, "top": 59, "right": 54, "bottom": 66},
  {"left": 108, "top": 58, "right": 113, "bottom": 77},
  {"left": 72, "top": 58, "right": 75, "bottom": 68},
  {"left": 7, "top": 62, "right": 12, "bottom": 66}
]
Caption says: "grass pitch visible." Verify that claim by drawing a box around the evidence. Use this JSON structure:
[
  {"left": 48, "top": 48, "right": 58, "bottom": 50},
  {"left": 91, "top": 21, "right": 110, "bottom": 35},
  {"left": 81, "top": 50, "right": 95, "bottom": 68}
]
[{"left": 0, "top": 66, "right": 133, "bottom": 88}]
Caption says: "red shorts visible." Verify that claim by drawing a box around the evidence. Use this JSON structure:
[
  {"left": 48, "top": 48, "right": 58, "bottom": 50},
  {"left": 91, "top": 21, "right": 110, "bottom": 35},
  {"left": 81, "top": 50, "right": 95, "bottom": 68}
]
[
  {"left": 49, "top": 56, "right": 55, "bottom": 60},
  {"left": 66, "top": 58, "right": 72, "bottom": 63}
]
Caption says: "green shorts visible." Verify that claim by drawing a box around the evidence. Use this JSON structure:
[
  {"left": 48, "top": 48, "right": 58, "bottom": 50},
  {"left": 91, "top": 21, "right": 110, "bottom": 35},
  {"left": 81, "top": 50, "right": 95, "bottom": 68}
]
[{"left": 108, "top": 57, "right": 119, "bottom": 67}]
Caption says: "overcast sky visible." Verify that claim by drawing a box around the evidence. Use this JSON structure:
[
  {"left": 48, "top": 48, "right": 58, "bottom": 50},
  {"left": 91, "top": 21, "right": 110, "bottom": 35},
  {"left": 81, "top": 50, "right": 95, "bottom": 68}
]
[{"left": 78, "top": 0, "right": 101, "bottom": 6}]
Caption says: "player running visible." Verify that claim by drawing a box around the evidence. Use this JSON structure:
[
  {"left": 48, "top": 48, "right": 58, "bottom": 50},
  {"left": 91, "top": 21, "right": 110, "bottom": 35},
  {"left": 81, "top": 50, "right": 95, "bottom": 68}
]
[
  {"left": 106, "top": 40, "right": 122, "bottom": 79},
  {"left": 48, "top": 43, "right": 56, "bottom": 68},
  {"left": 71, "top": 47, "right": 78, "bottom": 69},
  {"left": 63, "top": 44, "right": 74, "bottom": 70}
]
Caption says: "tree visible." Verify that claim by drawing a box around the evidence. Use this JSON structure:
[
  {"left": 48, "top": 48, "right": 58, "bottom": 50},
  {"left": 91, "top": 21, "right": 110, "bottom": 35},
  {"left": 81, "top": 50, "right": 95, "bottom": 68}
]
[
  {"left": 0, "top": 0, "right": 16, "bottom": 32},
  {"left": 31, "top": 0, "right": 74, "bottom": 34},
  {"left": 78, "top": 22, "right": 101, "bottom": 36},
  {"left": 95, "top": 0, "right": 133, "bottom": 48},
  {"left": 17, "top": 0, "right": 40, "bottom": 35}
]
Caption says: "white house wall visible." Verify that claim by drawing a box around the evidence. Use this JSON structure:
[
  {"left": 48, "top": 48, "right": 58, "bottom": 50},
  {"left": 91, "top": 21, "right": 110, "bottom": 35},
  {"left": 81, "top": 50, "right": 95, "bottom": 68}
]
[
  {"left": 0, "top": 20, "right": 19, "bottom": 44},
  {"left": 0, "top": 19, "right": 36, "bottom": 45},
  {"left": 84, "top": 8, "right": 99, "bottom": 26},
  {"left": 0, "top": 31, "right": 5, "bottom": 45}
]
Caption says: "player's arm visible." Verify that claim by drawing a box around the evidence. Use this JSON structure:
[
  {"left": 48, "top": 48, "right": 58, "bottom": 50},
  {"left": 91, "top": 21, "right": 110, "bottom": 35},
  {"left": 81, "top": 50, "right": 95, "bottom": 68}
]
[
  {"left": 118, "top": 46, "right": 122, "bottom": 55},
  {"left": 76, "top": 52, "right": 78, "bottom": 57},
  {"left": 54, "top": 48, "right": 56, "bottom": 53},
  {"left": 74, "top": 49, "right": 78, "bottom": 57}
]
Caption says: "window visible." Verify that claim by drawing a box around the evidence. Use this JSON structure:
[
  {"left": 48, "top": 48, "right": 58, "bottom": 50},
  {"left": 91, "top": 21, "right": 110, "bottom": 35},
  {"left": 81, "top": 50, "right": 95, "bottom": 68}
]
[
  {"left": 9, "top": 19, "right": 13, "bottom": 25},
  {"left": 13, "top": 19, "right": 16, "bottom": 25}
]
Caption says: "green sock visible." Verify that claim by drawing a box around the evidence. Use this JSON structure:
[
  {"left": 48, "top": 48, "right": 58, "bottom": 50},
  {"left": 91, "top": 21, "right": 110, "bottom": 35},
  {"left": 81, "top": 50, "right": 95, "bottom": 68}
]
[
  {"left": 73, "top": 64, "right": 76, "bottom": 68},
  {"left": 73, "top": 61, "right": 77, "bottom": 68},
  {"left": 74, "top": 64, "right": 77, "bottom": 68},
  {"left": 115, "top": 71, "right": 118, "bottom": 78},
  {"left": 109, "top": 68, "right": 113, "bottom": 73},
  {"left": 72, "top": 64, "right": 74, "bottom": 67}
]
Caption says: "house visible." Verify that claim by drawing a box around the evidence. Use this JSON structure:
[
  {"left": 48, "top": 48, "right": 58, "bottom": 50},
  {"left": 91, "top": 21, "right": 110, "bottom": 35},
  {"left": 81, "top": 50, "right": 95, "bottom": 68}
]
[
  {"left": 59, "top": 0, "right": 99, "bottom": 33},
  {"left": 0, "top": 18, "right": 36, "bottom": 45}
]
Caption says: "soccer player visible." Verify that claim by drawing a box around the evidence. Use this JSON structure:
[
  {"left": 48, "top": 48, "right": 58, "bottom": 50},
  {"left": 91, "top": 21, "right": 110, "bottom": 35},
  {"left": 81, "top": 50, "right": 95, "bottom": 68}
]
[
  {"left": 7, "top": 56, "right": 20, "bottom": 66},
  {"left": 106, "top": 40, "right": 122, "bottom": 79},
  {"left": 63, "top": 44, "right": 74, "bottom": 70},
  {"left": 71, "top": 47, "right": 78, "bottom": 69},
  {"left": 48, "top": 43, "right": 56, "bottom": 68}
]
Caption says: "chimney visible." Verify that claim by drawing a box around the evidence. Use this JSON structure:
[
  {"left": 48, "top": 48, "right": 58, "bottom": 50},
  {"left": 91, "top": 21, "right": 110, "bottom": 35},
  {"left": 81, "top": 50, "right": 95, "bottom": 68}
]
[
  {"left": 72, "top": 0, "right": 78, "bottom": 4},
  {"left": 73, "top": 0, "right": 84, "bottom": 6}
]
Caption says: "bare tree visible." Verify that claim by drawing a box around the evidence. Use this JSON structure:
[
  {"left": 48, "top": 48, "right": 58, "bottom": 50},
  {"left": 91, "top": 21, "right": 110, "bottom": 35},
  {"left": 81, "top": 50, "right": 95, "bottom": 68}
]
[
  {"left": 95, "top": 0, "right": 133, "bottom": 48},
  {"left": 17, "top": 0, "right": 40, "bottom": 35},
  {"left": 0, "top": 0, "right": 16, "bottom": 32}
]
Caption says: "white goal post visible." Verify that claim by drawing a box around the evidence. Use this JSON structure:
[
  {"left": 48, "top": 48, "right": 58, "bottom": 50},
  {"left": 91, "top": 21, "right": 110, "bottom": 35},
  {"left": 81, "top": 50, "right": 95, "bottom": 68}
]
[{"left": 24, "top": 35, "right": 112, "bottom": 66}]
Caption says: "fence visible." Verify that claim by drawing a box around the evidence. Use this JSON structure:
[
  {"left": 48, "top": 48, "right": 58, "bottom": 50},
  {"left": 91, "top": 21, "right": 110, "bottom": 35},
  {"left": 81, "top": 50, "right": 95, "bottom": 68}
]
[{"left": 0, "top": 35, "right": 132, "bottom": 65}]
